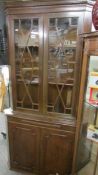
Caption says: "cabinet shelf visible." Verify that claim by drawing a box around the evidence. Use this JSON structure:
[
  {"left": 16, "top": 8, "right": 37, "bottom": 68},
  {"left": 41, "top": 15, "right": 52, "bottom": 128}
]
[
  {"left": 48, "top": 82, "right": 74, "bottom": 86},
  {"left": 17, "top": 79, "right": 39, "bottom": 84},
  {"left": 47, "top": 105, "right": 72, "bottom": 109}
]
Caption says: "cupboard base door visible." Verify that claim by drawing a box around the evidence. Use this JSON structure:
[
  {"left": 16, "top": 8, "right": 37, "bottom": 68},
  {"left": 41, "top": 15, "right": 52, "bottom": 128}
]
[
  {"left": 8, "top": 122, "right": 40, "bottom": 173},
  {"left": 40, "top": 129, "right": 74, "bottom": 175}
]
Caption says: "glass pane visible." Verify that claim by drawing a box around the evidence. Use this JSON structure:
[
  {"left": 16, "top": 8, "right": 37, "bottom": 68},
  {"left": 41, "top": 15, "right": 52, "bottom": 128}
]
[
  {"left": 14, "top": 18, "right": 39, "bottom": 110},
  {"left": 77, "top": 56, "right": 98, "bottom": 175},
  {"left": 47, "top": 17, "right": 78, "bottom": 114}
]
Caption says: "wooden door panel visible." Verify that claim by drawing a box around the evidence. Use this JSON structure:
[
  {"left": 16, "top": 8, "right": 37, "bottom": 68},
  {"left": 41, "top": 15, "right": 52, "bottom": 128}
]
[
  {"left": 41, "top": 129, "right": 74, "bottom": 175},
  {"left": 8, "top": 122, "right": 40, "bottom": 173}
]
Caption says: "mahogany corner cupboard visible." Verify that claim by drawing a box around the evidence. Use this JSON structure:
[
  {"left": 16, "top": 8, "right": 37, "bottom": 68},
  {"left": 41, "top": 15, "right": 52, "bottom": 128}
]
[
  {"left": 5, "top": 0, "right": 93, "bottom": 174},
  {"left": 73, "top": 31, "right": 98, "bottom": 175}
]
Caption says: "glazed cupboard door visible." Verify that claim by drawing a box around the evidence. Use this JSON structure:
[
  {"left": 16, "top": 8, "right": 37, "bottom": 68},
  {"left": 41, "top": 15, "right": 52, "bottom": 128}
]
[
  {"left": 40, "top": 128, "right": 74, "bottom": 175},
  {"left": 43, "top": 13, "right": 81, "bottom": 117},
  {"left": 8, "top": 16, "right": 43, "bottom": 112},
  {"left": 72, "top": 34, "right": 98, "bottom": 174},
  {"left": 8, "top": 122, "right": 40, "bottom": 173}
]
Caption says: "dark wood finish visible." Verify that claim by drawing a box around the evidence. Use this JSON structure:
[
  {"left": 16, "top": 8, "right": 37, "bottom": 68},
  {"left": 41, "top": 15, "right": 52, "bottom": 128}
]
[
  {"left": 72, "top": 31, "right": 98, "bottom": 174},
  {"left": 6, "top": 1, "right": 93, "bottom": 116},
  {"left": 8, "top": 121, "right": 40, "bottom": 173},
  {"left": 7, "top": 113, "right": 75, "bottom": 174},
  {"left": 40, "top": 128, "right": 74, "bottom": 175},
  {"left": 4, "top": 0, "right": 94, "bottom": 8},
  {"left": 5, "top": 1, "right": 93, "bottom": 175}
]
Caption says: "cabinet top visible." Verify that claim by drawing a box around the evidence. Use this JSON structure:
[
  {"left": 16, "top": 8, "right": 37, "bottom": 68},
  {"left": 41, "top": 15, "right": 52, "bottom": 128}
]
[
  {"left": 4, "top": 0, "right": 94, "bottom": 16},
  {"left": 4, "top": 0, "right": 95, "bottom": 8}
]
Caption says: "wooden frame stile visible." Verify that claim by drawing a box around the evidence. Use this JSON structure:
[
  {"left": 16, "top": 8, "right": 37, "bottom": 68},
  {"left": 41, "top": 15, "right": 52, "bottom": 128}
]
[
  {"left": 6, "top": 15, "right": 17, "bottom": 110},
  {"left": 72, "top": 34, "right": 97, "bottom": 174},
  {"left": 43, "top": 14, "right": 48, "bottom": 114},
  {"left": 71, "top": 15, "right": 84, "bottom": 118},
  {"left": 36, "top": 14, "right": 44, "bottom": 114}
]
